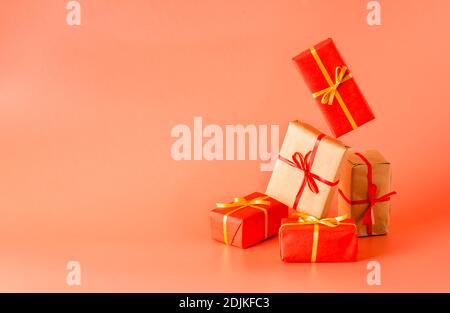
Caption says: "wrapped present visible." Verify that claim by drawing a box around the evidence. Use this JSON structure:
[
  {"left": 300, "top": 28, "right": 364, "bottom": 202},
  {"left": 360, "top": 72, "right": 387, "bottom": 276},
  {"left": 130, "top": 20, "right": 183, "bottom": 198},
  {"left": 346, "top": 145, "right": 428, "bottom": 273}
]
[
  {"left": 266, "top": 121, "right": 349, "bottom": 218},
  {"left": 338, "top": 150, "right": 396, "bottom": 237},
  {"left": 210, "top": 192, "right": 288, "bottom": 248},
  {"left": 293, "top": 38, "right": 375, "bottom": 137},
  {"left": 279, "top": 213, "right": 358, "bottom": 262}
]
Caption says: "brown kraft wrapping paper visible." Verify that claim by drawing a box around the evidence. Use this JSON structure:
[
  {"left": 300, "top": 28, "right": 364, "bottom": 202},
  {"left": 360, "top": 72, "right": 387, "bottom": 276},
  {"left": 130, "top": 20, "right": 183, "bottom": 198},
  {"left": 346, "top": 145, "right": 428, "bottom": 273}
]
[
  {"left": 266, "top": 120, "right": 349, "bottom": 218},
  {"left": 338, "top": 150, "right": 395, "bottom": 237}
]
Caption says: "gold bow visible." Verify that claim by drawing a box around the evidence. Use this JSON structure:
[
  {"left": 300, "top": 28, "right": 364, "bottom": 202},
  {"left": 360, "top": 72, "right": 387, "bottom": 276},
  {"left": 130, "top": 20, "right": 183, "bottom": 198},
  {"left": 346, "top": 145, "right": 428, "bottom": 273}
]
[
  {"left": 294, "top": 212, "right": 348, "bottom": 227},
  {"left": 280, "top": 212, "right": 352, "bottom": 262},
  {"left": 216, "top": 196, "right": 270, "bottom": 245},
  {"left": 312, "top": 66, "right": 352, "bottom": 105}
]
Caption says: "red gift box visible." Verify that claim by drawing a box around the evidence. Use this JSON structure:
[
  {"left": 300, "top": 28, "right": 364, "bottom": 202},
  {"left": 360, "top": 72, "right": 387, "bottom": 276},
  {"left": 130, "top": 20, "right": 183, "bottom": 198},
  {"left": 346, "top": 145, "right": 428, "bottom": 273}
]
[
  {"left": 210, "top": 192, "right": 288, "bottom": 248},
  {"left": 293, "top": 38, "right": 375, "bottom": 137},
  {"left": 279, "top": 214, "right": 358, "bottom": 262}
]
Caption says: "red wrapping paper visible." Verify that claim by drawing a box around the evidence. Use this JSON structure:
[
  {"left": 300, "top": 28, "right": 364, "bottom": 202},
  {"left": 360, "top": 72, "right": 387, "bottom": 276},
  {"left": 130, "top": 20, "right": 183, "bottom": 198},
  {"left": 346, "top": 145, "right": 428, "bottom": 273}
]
[
  {"left": 210, "top": 192, "right": 288, "bottom": 249},
  {"left": 293, "top": 38, "right": 375, "bottom": 137},
  {"left": 279, "top": 217, "right": 358, "bottom": 262}
]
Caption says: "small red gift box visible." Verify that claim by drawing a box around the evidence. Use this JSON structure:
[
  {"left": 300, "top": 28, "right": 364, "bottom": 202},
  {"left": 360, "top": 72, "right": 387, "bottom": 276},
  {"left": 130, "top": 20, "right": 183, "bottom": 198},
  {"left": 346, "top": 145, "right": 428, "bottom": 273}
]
[
  {"left": 210, "top": 192, "right": 288, "bottom": 249},
  {"left": 279, "top": 213, "right": 358, "bottom": 262},
  {"left": 293, "top": 38, "right": 375, "bottom": 137}
]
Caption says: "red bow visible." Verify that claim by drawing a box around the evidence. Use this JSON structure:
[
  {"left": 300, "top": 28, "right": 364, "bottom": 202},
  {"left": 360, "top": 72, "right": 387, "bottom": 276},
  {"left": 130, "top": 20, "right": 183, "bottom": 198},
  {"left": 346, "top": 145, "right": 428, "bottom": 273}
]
[
  {"left": 278, "top": 134, "right": 338, "bottom": 210},
  {"left": 338, "top": 152, "right": 396, "bottom": 235}
]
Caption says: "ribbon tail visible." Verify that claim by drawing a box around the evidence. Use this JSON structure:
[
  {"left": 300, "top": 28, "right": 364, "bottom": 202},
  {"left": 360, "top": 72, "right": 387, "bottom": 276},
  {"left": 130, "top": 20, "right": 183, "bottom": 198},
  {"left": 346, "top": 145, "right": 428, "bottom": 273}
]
[
  {"left": 362, "top": 205, "right": 373, "bottom": 236},
  {"left": 293, "top": 178, "right": 307, "bottom": 210},
  {"left": 313, "top": 88, "right": 329, "bottom": 99},
  {"left": 377, "top": 191, "right": 397, "bottom": 202},
  {"left": 326, "top": 91, "right": 335, "bottom": 105},
  {"left": 307, "top": 178, "right": 319, "bottom": 194}
]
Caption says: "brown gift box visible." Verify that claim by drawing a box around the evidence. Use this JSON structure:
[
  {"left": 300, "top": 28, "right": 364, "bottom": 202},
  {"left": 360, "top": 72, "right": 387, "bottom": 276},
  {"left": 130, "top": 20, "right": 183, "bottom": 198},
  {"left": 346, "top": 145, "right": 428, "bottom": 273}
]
[
  {"left": 265, "top": 121, "right": 349, "bottom": 218},
  {"left": 338, "top": 150, "right": 396, "bottom": 237}
]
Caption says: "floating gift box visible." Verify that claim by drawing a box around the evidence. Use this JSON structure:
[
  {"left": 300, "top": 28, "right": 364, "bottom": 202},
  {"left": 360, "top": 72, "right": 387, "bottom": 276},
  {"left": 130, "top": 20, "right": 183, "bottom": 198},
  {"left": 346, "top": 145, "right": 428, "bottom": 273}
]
[
  {"left": 279, "top": 213, "right": 358, "bottom": 263},
  {"left": 266, "top": 120, "right": 349, "bottom": 218},
  {"left": 210, "top": 192, "right": 288, "bottom": 248},
  {"left": 293, "top": 38, "right": 375, "bottom": 137},
  {"left": 338, "top": 150, "right": 396, "bottom": 237}
]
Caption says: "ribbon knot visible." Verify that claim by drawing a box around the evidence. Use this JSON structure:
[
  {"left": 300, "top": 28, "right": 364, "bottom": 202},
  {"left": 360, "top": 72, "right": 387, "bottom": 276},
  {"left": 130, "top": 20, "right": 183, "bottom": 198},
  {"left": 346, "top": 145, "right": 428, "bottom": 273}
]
[
  {"left": 216, "top": 197, "right": 271, "bottom": 209},
  {"left": 367, "top": 183, "right": 378, "bottom": 208},
  {"left": 277, "top": 133, "right": 339, "bottom": 210},
  {"left": 312, "top": 66, "right": 352, "bottom": 105},
  {"left": 294, "top": 212, "right": 347, "bottom": 227},
  {"left": 291, "top": 151, "right": 319, "bottom": 194}
]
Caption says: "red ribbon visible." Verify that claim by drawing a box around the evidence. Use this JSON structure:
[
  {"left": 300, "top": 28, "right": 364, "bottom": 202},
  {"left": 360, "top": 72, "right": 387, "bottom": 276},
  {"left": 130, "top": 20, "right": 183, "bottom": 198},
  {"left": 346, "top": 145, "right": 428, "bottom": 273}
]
[
  {"left": 278, "top": 133, "right": 339, "bottom": 210},
  {"left": 338, "top": 152, "right": 397, "bottom": 235}
]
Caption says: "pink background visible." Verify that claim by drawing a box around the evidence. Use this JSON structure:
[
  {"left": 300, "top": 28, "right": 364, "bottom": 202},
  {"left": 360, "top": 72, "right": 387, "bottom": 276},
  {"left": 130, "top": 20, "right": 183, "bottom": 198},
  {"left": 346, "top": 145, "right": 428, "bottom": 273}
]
[{"left": 1, "top": 0, "right": 450, "bottom": 291}]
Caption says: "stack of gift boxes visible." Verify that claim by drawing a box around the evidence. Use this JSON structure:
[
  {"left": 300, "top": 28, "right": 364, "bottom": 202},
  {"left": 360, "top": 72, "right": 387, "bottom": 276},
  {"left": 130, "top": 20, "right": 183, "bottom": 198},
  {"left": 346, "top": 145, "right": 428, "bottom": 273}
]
[{"left": 210, "top": 38, "right": 396, "bottom": 262}]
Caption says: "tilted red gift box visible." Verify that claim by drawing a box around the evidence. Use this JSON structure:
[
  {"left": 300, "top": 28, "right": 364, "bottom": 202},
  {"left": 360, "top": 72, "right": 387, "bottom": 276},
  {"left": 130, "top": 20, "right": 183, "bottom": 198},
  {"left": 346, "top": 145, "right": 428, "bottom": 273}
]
[
  {"left": 210, "top": 192, "right": 288, "bottom": 249},
  {"left": 279, "top": 215, "right": 358, "bottom": 262},
  {"left": 293, "top": 38, "right": 375, "bottom": 137}
]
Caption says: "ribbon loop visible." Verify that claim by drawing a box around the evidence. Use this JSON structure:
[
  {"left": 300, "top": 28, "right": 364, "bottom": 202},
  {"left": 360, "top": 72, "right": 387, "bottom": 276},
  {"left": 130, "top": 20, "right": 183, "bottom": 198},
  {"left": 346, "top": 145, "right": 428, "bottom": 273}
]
[
  {"left": 313, "top": 65, "right": 352, "bottom": 105},
  {"left": 291, "top": 151, "right": 319, "bottom": 194},
  {"left": 216, "top": 196, "right": 271, "bottom": 209},
  {"left": 367, "top": 183, "right": 377, "bottom": 207},
  {"left": 293, "top": 212, "right": 348, "bottom": 227}
]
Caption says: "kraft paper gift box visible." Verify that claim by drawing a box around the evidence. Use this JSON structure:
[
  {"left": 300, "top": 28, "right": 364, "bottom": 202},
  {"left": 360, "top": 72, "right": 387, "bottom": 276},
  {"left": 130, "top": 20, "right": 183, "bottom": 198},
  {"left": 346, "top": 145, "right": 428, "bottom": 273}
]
[
  {"left": 266, "top": 120, "right": 349, "bottom": 218},
  {"left": 279, "top": 213, "right": 358, "bottom": 263},
  {"left": 338, "top": 150, "right": 396, "bottom": 237},
  {"left": 293, "top": 38, "right": 375, "bottom": 137},
  {"left": 210, "top": 192, "right": 288, "bottom": 248}
]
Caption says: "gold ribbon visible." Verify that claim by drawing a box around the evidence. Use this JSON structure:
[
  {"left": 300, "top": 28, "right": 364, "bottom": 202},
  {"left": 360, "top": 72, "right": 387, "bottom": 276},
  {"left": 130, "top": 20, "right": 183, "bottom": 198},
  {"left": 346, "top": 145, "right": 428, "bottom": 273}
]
[
  {"left": 216, "top": 196, "right": 270, "bottom": 245},
  {"left": 310, "top": 48, "right": 358, "bottom": 130},
  {"left": 279, "top": 213, "right": 353, "bottom": 262}
]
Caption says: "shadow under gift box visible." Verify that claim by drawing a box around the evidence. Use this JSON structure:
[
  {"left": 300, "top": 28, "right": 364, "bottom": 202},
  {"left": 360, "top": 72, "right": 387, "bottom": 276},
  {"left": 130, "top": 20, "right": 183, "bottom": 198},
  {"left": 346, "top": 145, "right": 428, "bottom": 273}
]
[
  {"left": 293, "top": 38, "right": 375, "bottom": 137},
  {"left": 338, "top": 150, "right": 396, "bottom": 237},
  {"left": 266, "top": 120, "right": 349, "bottom": 218},
  {"left": 279, "top": 217, "right": 358, "bottom": 263},
  {"left": 210, "top": 192, "right": 288, "bottom": 249}
]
